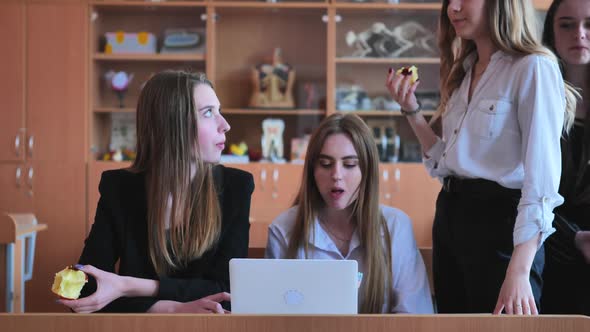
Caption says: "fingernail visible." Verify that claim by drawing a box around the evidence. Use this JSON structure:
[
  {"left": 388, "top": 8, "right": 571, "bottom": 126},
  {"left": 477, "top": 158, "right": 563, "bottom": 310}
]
[
  {"left": 388, "top": 68, "right": 393, "bottom": 74},
  {"left": 74, "top": 264, "right": 84, "bottom": 270}
]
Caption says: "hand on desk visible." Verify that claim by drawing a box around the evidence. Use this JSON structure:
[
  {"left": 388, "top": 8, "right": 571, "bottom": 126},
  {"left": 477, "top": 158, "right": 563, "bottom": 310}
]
[
  {"left": 575, "top": 231, "right": 590, "bottom": 263},
  {"left": 493, "top": 271, "right": 537, "bottom": 315},
  {"left": 57, "top": 264, "right": 231, "bottom": 314},
  {"left": 57, "top": 264, "right": 125, "bottom": 313},
  {"left": 493, "top": 236, "right": 539, "bottom": 316},
  {"left": 149, "top": 292, "right": 231, "bottom": 314}
]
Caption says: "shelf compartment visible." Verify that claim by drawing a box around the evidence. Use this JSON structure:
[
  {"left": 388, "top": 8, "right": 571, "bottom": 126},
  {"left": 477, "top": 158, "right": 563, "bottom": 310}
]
[
  {"left": 90, "top": 4, "right": 206, "bottom": 55},
  {"left": 214, "top": 7, "right": 327, "bottom": 110},
  {"left": 222, "top": 114, "right": 323, "bottom": 162},
  {"left": 92, "top": 60, "right": 206, "bottom": 110},
  {"left": 335, "top": 9, "right": 440, "bottom": 59}
]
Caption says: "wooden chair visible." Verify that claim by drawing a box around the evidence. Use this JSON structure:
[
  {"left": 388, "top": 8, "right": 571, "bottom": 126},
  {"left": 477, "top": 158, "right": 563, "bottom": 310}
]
[{"left": 0, "top": 213, "right": 47, "bottom": 312}]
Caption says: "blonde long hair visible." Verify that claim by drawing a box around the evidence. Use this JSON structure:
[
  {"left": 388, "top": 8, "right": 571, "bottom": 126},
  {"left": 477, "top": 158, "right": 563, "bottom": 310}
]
[
  {"left": 130, "top": 71, "right": 221, "bottom": 275},
  {"left": 287, "top": 113, "right": 395, "bottom": 313},
  {"left": 436, "top": 0, "right": 577, "bottom": 130}
]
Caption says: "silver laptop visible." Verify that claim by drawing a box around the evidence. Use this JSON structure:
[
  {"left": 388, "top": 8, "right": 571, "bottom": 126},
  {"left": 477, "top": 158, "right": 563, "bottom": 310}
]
[{"left": 229, "top": 258, "right": 358, "bottom": 314}]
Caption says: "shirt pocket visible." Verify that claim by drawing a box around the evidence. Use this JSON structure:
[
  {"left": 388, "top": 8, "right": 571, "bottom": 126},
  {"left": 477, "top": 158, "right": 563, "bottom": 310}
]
[{"left": 468, "top": 98, "right": 514, "bottom": 139}]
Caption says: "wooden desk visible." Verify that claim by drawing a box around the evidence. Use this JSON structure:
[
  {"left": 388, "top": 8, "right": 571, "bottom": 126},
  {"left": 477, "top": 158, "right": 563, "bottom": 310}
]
[
  {"left": 0, "top": 314, "right": 588, "bottom": 332},
  {"left": 0, "top": 213, "right": 47, "bottom": 313}
]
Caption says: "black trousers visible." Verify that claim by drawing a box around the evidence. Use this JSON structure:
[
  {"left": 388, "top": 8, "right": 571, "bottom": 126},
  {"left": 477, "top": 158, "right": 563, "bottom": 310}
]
[
  {"left": 432, "top": 177, "right": 544, "bottom": 313},
  {"left": 542, "top": 256, "right": 590, "bottom": 315}
]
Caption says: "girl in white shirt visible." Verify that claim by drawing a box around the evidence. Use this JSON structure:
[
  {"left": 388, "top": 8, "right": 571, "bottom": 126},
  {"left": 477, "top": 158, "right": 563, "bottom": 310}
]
[
  {"left": 265, "top": 113, "right": 433, "bottom": 314},
  {"left": 385, "top": 0, "right": 578, "bottom": 315}
]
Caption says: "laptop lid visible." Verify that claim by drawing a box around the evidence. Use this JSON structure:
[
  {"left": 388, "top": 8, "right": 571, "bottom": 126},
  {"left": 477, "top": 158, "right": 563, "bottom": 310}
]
[{"left": 230, "top": 258, "right": 358, "bottom": 314}]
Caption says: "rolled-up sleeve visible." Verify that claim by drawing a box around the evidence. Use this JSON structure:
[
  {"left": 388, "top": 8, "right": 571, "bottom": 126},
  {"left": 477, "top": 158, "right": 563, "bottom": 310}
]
[
  {"left": 423, "top": 137, "right": 447, "bottom": 179},
  {"left": 514, "top": 55, "right": 565, "bottom": 247}
]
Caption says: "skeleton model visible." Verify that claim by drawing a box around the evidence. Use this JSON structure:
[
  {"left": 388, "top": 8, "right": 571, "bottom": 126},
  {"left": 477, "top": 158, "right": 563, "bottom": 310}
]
[
  {"left": 345, "top": 21, "right": 436, "bottom": 58},
  {"left": 261, "top": 118, "right": 285, "bottom": 163}
]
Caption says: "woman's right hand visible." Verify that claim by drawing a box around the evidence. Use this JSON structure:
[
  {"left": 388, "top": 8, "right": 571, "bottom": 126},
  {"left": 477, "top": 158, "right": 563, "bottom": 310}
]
[
  {"left": 58, "top": 264, "right": 126, "bottom": 313},
  {"left": 148, "top": 292, "right": 231, "bottom": 313},
  {"left": 173, "top": 292, "right": 231, "bottom": 313},
  {"left": 385, "top": 67, "right": 421, "bottom": 112}
]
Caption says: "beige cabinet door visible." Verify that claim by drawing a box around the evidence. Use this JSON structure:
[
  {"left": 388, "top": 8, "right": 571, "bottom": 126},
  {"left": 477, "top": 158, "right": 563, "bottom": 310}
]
[
  {"left": 0, "top": 163, "right": 33, "bottom": 214},
  {"left": 378, "top": 163, "right": 400, "bottom": 206},
  {"left": 227, "top": 163, "right": 303, "bottom": 252},
  {"left": 0, "top": 3, "right": 26, "bottom": 162},
  {"left": 24, "top": 3, "right": 87, "bottom": 312},
  {"left": 390, "top": 163, "right": 441, "bottom": 248},
  {"left": 25, "top": 3, "right": 86, "bottom": 163},
  {"left": 255, "top": 163, "right": 303, "bottom": 224}
]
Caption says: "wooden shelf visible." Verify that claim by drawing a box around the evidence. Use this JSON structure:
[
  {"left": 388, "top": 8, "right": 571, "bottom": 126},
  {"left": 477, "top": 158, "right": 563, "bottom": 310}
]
[
  {"left": 94, "top": 107, "right": 135, "bottom": 113},
  {"left": 223, "top": 109, "right": 325, "bottom": 115},
  {"left": 213, "top": 2, "right": 328, "bottom": 9},
  {"left": 334, "top": 2, "right": 441, "bottom": 10},
  {"left": 94, "top": 53, "right": 205, "bottom": 62},
  {"left": 90, "top": 1, "right": 206, "bottom": 8},
  {"left": 336, "top": 57, "right": 440, "bottom": 64},
  {"left": 339, "top": 110, "right": 435, "bottom": 116}
]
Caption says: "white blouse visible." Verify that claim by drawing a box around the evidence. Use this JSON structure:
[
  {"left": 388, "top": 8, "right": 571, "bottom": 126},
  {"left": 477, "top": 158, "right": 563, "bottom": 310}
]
[
  {"left": 265, "top": 205, "right": 434, "bottom": 314},
  {"left": 424, "top": 50, "right": 565, "bottom": 247}
]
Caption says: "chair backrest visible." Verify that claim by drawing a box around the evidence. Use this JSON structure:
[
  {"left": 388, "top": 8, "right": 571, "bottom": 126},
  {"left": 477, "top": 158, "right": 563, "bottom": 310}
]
[{"left": 419, "top": 247, "right": 435, "bottom": 312}]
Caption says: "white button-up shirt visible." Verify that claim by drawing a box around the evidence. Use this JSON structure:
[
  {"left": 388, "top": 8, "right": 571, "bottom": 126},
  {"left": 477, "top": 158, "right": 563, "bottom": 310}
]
[
  {"left": 424, "top": 51, "right": 565, "bottom": 247},
  {"left": 265, "top": 205, "right": 434, "bottom": 314}
]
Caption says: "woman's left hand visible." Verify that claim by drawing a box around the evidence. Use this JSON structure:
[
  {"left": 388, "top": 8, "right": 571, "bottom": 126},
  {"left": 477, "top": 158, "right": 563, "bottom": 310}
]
[
  {"left": 58, "top": 265, "right": 126, "bottom": 313},
  {"left": 493, "top": 270, "right": 538, "bottom": 315}
]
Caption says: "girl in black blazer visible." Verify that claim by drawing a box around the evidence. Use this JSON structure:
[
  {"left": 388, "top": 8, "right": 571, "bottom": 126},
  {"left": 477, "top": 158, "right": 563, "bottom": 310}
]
[
  {"left": 58, "top": 71, "right": 254, "bottom": 313},
  {"left": 542, "top": 0, "right": 590, "bottom": 315}
]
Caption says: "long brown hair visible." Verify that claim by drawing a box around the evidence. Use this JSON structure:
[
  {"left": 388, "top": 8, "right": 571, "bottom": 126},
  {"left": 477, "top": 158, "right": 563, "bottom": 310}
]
[
  {"left": 287, "top": 113, "right": 394, "bottom": 313},
  {"left": 129, "top": 71, "right": 221, "bottom": 275},
  {"left": 436, "top": 0, "right": 577, "bottom": 130}
]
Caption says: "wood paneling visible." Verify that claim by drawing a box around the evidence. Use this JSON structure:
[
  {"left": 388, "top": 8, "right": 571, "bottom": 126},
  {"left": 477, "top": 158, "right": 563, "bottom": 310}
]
[{"left": 0, "top": 3, "right": 25, "bottom": 162}]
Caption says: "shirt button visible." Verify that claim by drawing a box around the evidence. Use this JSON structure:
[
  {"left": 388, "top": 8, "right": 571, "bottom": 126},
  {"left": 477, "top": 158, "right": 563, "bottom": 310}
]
[
  {"left": 442, "top": 152, "right": 447, "bottom": 157},
  {"left": 454, "top": 129, "right": 458, "bottom": 134}
]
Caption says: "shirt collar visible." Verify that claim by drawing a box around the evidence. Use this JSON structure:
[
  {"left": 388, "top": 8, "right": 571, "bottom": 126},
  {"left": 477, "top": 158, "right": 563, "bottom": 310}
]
[
  {"left": 310, "top": 217, "right": 361, "bottom": 259},
  {"left": 462, "top": 49, "right": 507, "bottom": 71}
]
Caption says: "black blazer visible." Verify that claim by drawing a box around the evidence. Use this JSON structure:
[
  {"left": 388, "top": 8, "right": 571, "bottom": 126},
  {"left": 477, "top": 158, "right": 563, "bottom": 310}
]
[
  {"left": 547, "top": 123, "right": 590, "bottom": 263},
  {"left": 78, "top": 165, "right": 254, "bottom": 312}
]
